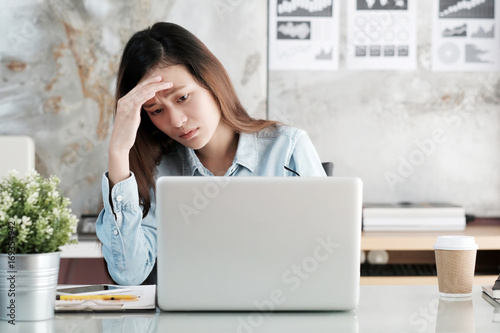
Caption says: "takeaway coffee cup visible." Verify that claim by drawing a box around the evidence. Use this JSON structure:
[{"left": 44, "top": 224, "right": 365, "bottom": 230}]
[{"left": 434, "top": 236, "right": 478, "bottom": 297}]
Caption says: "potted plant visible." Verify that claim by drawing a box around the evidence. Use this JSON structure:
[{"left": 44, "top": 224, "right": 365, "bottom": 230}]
[{"left": 0, "top": 170, "right": 78, "bottom": 322}]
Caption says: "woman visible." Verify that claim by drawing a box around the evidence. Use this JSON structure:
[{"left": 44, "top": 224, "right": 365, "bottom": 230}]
[{"left": 96, "top": 22, "right": 326, "bottom": 286}]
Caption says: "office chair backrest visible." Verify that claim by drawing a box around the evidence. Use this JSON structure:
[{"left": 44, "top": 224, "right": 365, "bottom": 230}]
[
  {"left": 322, "top": 162, "right": 334, "bottom": 176},
  {"left": 0, "top": 136, "right": 35, "bottom": 178}
]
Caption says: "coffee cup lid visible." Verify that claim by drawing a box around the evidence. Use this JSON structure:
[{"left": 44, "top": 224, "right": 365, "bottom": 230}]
[{"left": 433, "top": 236, "right": 478, "bottom": 250}]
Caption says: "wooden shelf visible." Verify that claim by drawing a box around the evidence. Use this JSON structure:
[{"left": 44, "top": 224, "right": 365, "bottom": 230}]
[
  {"left": 65, "top": 222, "right": 500, "bottom": 257},
  {"left": 360, "top": 220, "right": 500, "bottom": 285},
  {"left": 361, "top": 223, "right": 500, "bottom": 251}
]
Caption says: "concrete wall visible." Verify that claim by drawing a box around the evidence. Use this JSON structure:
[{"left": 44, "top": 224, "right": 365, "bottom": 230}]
[
  {"left": 0, "top": 0, "right": 267, "bottom": 217},
  {"left": 270, "top": 0, "right": 500, "bottom": 216}
]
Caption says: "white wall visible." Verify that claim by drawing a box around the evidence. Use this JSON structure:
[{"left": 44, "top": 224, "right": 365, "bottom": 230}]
[{"left": 269, "top": 0, "right": 500, "bottom": 216}]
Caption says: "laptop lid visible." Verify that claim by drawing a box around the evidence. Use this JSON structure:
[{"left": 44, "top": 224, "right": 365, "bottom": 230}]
[{"left": 156, "top": 177, "right": 362, "bottom": 311}]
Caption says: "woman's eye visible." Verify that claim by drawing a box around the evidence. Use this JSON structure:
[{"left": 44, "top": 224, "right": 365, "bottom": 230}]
[
  {"left": 151, "top": 108, "right": 163, "bottom": 115},
  {"left": 178, "top": 94, "right": 189, "bottom": 102}
]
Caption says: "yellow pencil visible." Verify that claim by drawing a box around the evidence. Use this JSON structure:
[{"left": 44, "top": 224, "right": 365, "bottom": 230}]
[{"left": 56, "top": 294, "right": 138, "bottom": 301}]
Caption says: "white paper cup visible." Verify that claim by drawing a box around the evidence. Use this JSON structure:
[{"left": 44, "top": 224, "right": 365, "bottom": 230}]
[{"left": 434, "top": 236, "right": 478, "bottom": 297}]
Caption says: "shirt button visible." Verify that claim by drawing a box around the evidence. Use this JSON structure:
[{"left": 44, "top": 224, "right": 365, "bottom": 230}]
[
  {"left": 113, "top": 230, "right": 119, "bottom": 236},
  {"left": 116, "top": 196, "right": 123, "bottom": 202}
]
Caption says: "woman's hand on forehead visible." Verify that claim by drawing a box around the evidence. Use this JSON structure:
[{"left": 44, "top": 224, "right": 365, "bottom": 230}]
[{"left": 110, "top": 76, "right": 172, "bottom": 152}]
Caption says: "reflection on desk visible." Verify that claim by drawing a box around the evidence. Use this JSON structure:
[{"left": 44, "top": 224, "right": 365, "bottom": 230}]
[
  {"left": 356, "top": 285, "right": 499, "bottom": 332},
  {"left": 1, "top": 285, "right": 499, "bottom": 332},
  {"left": 3, "top": 312, "right": 357, "bottom": 333},
  {"left": 157, "top": 312, "right": 357, "bottom": 332}
]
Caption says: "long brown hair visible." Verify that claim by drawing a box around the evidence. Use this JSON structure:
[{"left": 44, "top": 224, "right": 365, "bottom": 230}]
[{"left": 115, "top": 22, "right": 278, "bottom": 217}]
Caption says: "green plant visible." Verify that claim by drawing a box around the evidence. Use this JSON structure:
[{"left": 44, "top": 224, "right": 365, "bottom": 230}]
[{"left": 0, "top": 170, "right": 78, "bottom": 254}]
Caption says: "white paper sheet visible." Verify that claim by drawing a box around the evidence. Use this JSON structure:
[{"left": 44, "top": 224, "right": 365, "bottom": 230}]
[
  {"left": 432, "top": 0, "right": 500, "bottom": 71},
  {"left": 269, "top": 0, "right": 340, "bottom": 70},
  {"left": 346, "top": 0, "right": 417, "bottom": 70}
]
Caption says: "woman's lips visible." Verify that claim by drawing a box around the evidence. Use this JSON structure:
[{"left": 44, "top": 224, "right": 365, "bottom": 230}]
[{"left": 180, "top": 128, "right": 198, "bottom": 140}]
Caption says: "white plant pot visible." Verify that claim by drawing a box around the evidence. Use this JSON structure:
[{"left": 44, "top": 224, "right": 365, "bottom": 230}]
[{"left": 0, "top": 251, "right": 60, "bottom": 322}]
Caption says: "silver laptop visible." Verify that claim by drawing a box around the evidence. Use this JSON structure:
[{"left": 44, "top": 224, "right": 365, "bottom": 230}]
[{"left": 156, "top": 177, "right": 362, "bottom": 311}]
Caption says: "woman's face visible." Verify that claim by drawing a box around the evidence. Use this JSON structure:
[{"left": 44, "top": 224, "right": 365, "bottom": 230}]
[{"left": 142, "top": 65, "right": 221, "bottom": 150}]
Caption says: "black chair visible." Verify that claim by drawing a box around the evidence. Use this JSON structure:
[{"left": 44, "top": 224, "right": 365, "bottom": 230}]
[{"left": 322, "top": 162, "right": 334, "bottom": 177}]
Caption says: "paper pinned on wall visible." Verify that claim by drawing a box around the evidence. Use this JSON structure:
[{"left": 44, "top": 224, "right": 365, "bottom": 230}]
[
  {"left": 346, "top": 0, "right": 417, "bottom": 70},
  {"left": 268, "top": 0, "right": 340, "bottom": 70},
  {"left": 432, "top": 0, "right": 500, "bottom": 71}
]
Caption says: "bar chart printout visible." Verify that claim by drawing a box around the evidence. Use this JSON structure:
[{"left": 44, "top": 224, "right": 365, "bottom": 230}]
[
  {"left": 269, "top": 0, "right": 340, "bottom": 70},
  {"left": 432, "top": 0, "right": 500, "bottom": 71}
]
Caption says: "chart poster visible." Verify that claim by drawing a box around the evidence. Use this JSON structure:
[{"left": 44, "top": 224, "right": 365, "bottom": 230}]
[
  {"left": 346, "top": 0, "right": 417, "bottom": 70},
  {"left": 432, "top": 0, "right": 500, "bottom": 71},
  {"left": 268, "top": 0, "right": 340, "bottom": 70}
]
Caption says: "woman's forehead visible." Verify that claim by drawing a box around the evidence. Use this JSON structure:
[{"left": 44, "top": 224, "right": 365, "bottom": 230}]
[{"left": 143, "top": 64, "right": 194, "bottom": 84}]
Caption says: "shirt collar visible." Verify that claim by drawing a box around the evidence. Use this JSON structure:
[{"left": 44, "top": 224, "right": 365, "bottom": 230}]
[
  {"left": 233, "top": 132, "right": 258, "bottom": 173},
  {"left": 183, "top": 145, "right": 209, "bottom": 176},
  {"left": 181, "top": 132, "right": 258, "bottom": 175}
]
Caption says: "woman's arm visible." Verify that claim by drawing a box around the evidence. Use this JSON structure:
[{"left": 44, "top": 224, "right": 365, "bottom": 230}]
[
  {"left": 108, "top": 76, "right": 172, "bottom": 187},
  {"left": 98, "top": 76, "right": 172, "bottom": 284},
  {"left": 96, "top": 172, "right": 157, "bottom": 285}
]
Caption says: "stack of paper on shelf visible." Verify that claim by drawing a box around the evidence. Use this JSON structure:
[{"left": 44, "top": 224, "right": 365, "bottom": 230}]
[{"left": 362, "top": 203, "right": 466, "bottom": 231}]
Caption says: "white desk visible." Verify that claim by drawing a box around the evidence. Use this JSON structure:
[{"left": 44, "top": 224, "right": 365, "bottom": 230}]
[{"left": 2, "top": 285, "right": 499, "bottom": 332}]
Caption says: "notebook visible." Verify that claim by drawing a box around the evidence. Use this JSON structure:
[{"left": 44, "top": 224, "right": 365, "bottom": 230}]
[
  {"left": 156, "top": 177, "right": 363, "bottom": 311},
  {"left": 482, "top": 273, "right": 500, "bottom": 303},
  {"left": 54, "top": 285, "right": 156, "bottom": 312}
]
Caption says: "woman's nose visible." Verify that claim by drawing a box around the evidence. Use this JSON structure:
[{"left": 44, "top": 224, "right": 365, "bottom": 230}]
[{"left": 169, "top": 107, "right": 188, "bottom": 128}]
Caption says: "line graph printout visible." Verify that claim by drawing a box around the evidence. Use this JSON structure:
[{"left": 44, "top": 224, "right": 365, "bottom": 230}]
[
  {"left": 269, "top": 0, "right": 340, "bottom": 70},
  {"left": 432, "top": 0, "right": 499, "bottom": 71},
  {"left": 346, "top": 0, "right": 417, "bottom": 70},
  {"left": 439, "top": 0, "right": 494, "bottom": 18},
  {"left": 277, "top": 0, "right": 333, "bottom": 16}
]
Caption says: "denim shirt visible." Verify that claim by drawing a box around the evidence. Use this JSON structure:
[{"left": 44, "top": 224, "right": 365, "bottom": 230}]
[{"left": 96, "top": 125, "right": 326, "bottom": 285}]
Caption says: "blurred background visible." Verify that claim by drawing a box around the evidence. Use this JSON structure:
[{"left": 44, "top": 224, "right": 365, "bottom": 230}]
[{"left": 1, "top": 0, "right": 499, "bottom": 220}]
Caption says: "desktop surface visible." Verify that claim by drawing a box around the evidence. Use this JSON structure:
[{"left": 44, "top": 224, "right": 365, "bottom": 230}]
[{"left": 2, "top": 285, "right": 498, "bottom": 332}]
